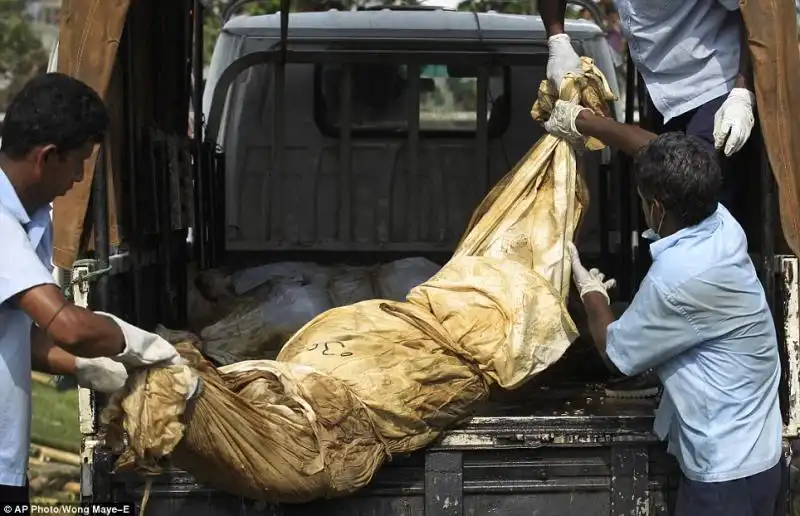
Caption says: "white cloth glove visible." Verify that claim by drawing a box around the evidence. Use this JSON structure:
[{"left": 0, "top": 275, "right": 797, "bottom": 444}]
[
  {"left": 75, "top": 357, "right": 128, "bottom": 393},
  {"left": 543, "top": 100, "right": 590, "bottom": 144},
  {"left": 96, "top": 312, "right": 202, "bottom": 400},
  {"left": 713, "top": 88, "right": 755, "bottom": 157},
  {"left": 547, "top": 34, "right": 583, "bottom": 91},
  {"left": 568, "top": 242, "right": 616, "bottom": 303},
  {"left": 96, "top": 311, "right": 184, "bottom": 368}
]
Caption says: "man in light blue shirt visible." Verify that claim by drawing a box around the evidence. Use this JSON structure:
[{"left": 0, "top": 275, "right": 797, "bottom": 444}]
[
  {"left": 544, "top": 100, "right": 783, "bottom": 515},
  {"left": 0, "top": 74, "right": 186, "bottom": 505}
]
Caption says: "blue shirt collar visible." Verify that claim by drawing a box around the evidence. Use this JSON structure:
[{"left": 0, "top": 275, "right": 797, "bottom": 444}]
[
  {"left": 0, "top": 169, "right": 31, "bottom": 225},
  {"left": 0, "top": 169, "right": 52, "bottom": 225},
  {"left": 0, "top": 169, "right": 52, "bottom": 253},
  {"left": 649, "top": 204, "right": 722, "bottom": 260}
]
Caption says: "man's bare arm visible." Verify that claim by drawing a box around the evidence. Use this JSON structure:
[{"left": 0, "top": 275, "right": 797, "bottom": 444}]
[
  {"left": 582, "top": 293, "right": 612, "bottom": 355},
  {"left": 540, "top": 0, "right": 567, "bottom": 37},
  {"left": 30, "top": 325, "right": 77, "bottom": 376},
  {"left": 16, "top": 284, "right": 125, "bottom": 358},
  {"left": 575, "top": 110, "right": 658, "bottom": 156}
]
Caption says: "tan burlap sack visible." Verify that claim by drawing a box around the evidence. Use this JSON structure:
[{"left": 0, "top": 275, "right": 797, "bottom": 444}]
[
  {"left": 103, "top": 337, "right": 388, "bottom": 504},
  {"left": 406, "top": 57, "right": 615, "bottom": 389},
  {"left": 277, "top": 300, "right": 489, "bottom": 454},
  {"left": 407, "top": 256, "right": 578, "bottom": 389}
]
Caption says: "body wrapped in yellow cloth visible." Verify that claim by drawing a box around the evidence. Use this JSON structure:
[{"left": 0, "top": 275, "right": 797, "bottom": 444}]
[{"left": 103, "top": 58, "right": 616, "bottom": 503}]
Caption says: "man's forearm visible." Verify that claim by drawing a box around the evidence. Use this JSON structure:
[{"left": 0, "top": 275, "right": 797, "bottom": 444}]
[
  {"left": 540, "top": 0, "right": 567, "bottom": 37},
  {"left": 734, "top": 11, "right": 753, "bottom": 90},
  {"left": 16, "top": 285, "right": 125, "bottom": 358},
  {"left": 31, "top": 326, "right": 77, "bottom": 376},
  {"left": 581, "top": 292, "right": 621, "bottom": 374},
  {"left": 575, "top": 111, "right": 658, "bottom": 156},
  {"left": 51, "top": 310, "right": 126, "bottom": 358}
]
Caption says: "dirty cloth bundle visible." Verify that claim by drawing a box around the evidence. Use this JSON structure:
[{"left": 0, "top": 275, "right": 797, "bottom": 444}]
[{"left": 104, "top": 58, "right": 616, "bottom": 504}]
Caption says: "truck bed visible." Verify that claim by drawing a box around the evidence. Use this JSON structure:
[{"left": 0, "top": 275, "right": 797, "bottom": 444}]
[{"left": 106, "top": 386, "right": 678, "bottom": 516}]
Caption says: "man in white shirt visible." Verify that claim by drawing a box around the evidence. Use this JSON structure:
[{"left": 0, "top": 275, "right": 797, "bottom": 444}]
[{"left": 0, "top": 74, "right": 184, "bottom": 505}]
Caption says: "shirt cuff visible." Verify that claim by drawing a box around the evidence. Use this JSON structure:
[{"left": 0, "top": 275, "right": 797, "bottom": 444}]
[
  {"left": 605, "top": 338, "right": 637, "bottom": 376},
  {"left": 0, "top": 277, "right": 57, "bottom": 307}
]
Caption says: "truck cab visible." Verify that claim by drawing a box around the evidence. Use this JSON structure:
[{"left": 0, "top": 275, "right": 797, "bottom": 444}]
[{"left": 65, "top": 4, "right": 800, "bottom": 515}]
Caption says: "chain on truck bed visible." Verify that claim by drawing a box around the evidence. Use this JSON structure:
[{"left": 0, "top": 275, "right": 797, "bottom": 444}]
[{"left": 62, "top": 258, "right": 113, "bottom": 302}]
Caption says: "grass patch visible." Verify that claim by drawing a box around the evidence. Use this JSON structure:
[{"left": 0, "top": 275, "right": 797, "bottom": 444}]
[{"left": 30, "top": 378, "right": 81, "bottom": 453}]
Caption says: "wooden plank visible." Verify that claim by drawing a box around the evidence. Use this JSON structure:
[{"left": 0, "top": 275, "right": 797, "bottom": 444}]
[
  {"left": 30, "top": 444, "right": 81, "bottom": 466},
  {"left": 32, "top": 372, "right": 54, "bottom": 386}
]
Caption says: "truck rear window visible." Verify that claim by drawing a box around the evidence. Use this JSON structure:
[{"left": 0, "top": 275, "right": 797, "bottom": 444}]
[{"left": 314, "top": 63, "right": 510, "bottom": 137}]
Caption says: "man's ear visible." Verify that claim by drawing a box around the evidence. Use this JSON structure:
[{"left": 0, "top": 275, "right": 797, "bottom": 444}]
[
  {"left": 40, "top": 144, "right": 58, "bottom": 162},
  {"left": 31, "top": 144, "right": 58, "bottom": 166},
  {"left": 652, "top": 199, "right": 665, "bottom": 218}
]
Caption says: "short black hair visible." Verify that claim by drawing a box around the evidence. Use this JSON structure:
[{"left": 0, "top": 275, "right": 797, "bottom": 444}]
[
  {"left": 1, "top": 73, "right": 109, "bottom": 159},
  {"left": 634, "top": 132, "right": 722, "bottom": 227}
]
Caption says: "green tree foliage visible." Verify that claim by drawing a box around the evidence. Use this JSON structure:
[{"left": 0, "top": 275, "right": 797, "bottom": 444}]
[
  {"left": 455, "top": 0, "right": 601, "bottom": 18},
  {"left": 456, "top": 0, "right": 531, "bottom": 14},
  {"left": 203, "top": 0, "right": 280, "bottom": 63},
  {"left": 0, "top": 0, "right": 48, "bottom": 109}
]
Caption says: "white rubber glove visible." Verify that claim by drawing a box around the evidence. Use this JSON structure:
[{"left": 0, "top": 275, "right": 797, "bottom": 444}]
[
  {"left": 713, "top": 88, "right": 755, "bottom": 157},
  {"left": 96, "top": 311, "right": 184, "bottom": 368},
  {"left": 75, "top": 357, "right": 129, "bottom": 393},
  {"left": 543, "top": 100, "right": 590, "bottom": 144},
  {"left": 547, "top": 34, "right": 583, "bottom": 91},
  {"left": 568, "top": 242, "right": 616, "bottom": 303}
]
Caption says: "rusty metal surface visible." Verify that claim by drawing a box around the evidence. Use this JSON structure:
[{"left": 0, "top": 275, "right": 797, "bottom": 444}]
[
  {"left": 779, "top": 256, "right": 800, "bottom": 439},
  {"left": 110, "top": 442, "right": 676, "bottom": 515},
  {"left": 434, "top": 386, "right": 658, "bottom": 451},
  {"left": 105, "top": 386, "right": 664, "bottom": 515}
]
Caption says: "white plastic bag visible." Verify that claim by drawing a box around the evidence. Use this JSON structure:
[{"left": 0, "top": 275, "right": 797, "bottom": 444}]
[
  {"left": 199, "top": 278, "right": 334, "bottom": 365},
  {"left": 259, "top": 280, "right": 334, "bottom": 332},
  {"left": 328, "top": 266, "right": 377, "bottom": 306},
  {"left": 375, "top": 257, "right": 441, "bottom": 301},
  {"left": 231, "top": 262, "right": 330, "bottom": 295}
]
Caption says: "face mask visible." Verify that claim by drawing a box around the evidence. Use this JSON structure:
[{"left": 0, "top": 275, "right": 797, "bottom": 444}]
[
  {"left": 642, "top": 202, "right": 665, "bottom": 241},
  {"left": 641, "top": 228, "right": 660, "bottom": 241}
]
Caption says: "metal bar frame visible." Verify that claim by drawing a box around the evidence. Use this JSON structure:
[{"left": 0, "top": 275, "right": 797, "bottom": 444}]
[
  {"left": 406, "top": 62, "right": 421, "bottom": 243},
  {"left": 475, "top": 64, "right": 490, "bottom": 197},
  {"left": 618, "top": 49, "right": 636, "bottom": 297},
  {"left": 425, "top": 452, "right": 464, "bottom": 516},
  {"left": 193, "top": 0, "right": 208, "bottom": 267},
  {"left": 610, "top": 445, "right": 650, "bottom": 516},
  {"left": 761, "top": 136, "right": 776, "bottom": 309},
  {"left": 205, "top": 49, "right": 547, "bottom": 145},
  {"left": 337, "top": 63, "right": 352, "bottom": 243},
  {"left": 778, "top": 256, "right": 800, "bottom": 437},
  {"left": 121, "top": 19, "right": 143, "bottom": 324},
  {"left": 91, "top": 143, "right": 111, "bottom": 311}
]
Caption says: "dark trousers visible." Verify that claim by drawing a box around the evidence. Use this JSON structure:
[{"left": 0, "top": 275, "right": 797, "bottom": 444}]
[
  {"left": 654, "top": 94, "right": 746, "bottom": 212},
  {"left": 675, "top": 460, "right": 786, "bottom": 516},
  {"left": 635, "top": 94, "right": 760, "bottom": 280},
  {"left": 0, "top": 482, "right": 29, "bottom": 514}
]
